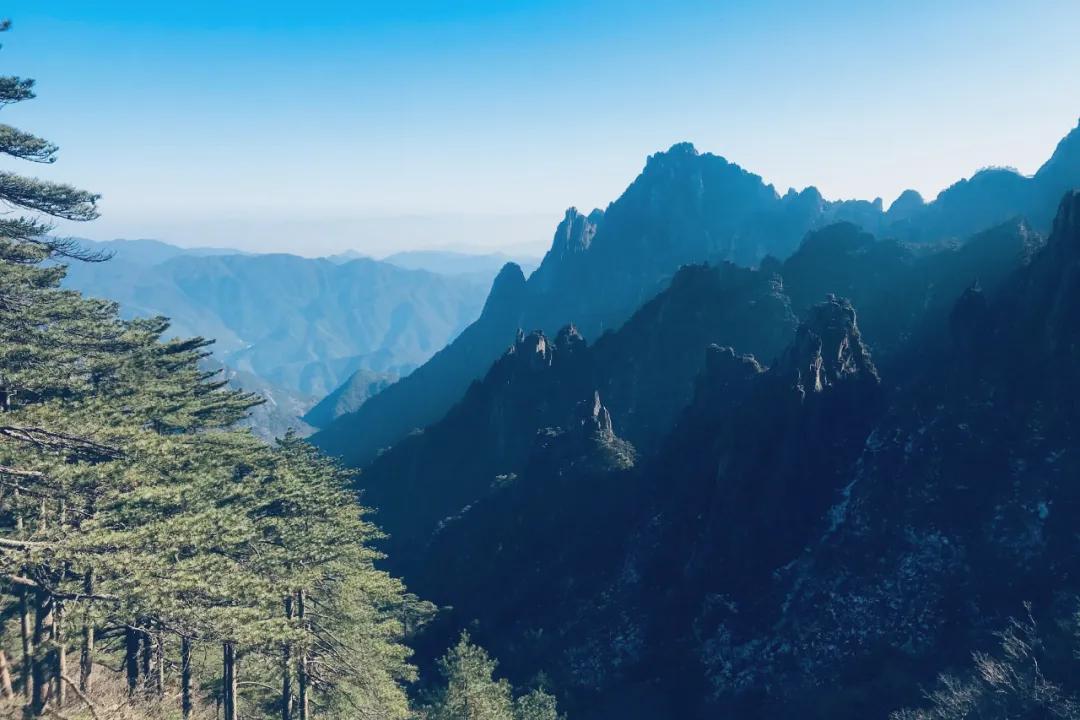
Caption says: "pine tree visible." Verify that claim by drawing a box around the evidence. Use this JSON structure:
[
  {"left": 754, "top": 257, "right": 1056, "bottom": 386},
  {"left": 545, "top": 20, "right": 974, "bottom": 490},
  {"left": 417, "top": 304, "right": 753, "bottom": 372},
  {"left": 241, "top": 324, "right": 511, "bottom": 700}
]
[
  {"left": 512, "top": 689, "right": 563, "bottom": 720},
  {"left": 0, "top": 19, "right": 422, "bottom": 719},
  {"left": 430, "top": 632, "right": 514, "bottom": 720}
]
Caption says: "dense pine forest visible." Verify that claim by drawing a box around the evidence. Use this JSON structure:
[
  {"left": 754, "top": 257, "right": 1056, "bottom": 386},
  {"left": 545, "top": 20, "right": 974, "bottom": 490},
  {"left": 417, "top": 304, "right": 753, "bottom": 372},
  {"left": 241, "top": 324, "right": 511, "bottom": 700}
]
[{"left": 0, "top": 21, "right": 561, "bottom": 720}]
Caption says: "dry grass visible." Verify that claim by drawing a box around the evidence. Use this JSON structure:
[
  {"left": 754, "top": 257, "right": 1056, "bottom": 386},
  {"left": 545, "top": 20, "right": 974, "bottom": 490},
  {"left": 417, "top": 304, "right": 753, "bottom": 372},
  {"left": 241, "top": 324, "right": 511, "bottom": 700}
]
[{"left": 0, "top": 667, "right": 217, "bottom": 720}]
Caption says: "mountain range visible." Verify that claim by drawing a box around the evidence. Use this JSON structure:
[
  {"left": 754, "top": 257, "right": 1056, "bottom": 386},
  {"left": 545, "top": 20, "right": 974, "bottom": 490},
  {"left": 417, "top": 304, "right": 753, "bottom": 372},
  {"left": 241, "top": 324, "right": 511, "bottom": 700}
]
[
  {"left": 381, "top": 249, "right": 540, "bottom": 279},
  {"left": 295, "top": 120, "right": 1080, "bottom": 718},
  {"left": 61, "top": 239, "right": 511, "bottom": 436},
  {"left": 313, "top": 121, "right": 1080, "bottom": 467}
]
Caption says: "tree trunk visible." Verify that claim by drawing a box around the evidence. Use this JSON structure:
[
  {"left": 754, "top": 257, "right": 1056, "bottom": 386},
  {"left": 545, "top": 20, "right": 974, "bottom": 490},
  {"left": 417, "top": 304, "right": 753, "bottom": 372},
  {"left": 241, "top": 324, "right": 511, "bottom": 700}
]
[
  {"left": 222, "top": 642, "right": 237, "bottom": 720},
  {"left": 297, "top": 590, "right": 308, "bottom": 720},
  {"left": 155, "top": 633, "right": 164, "bottom": 697},
  {"left": 282, "top": 594, "right": 294, "bottom": 720},
  {"left": 181, "top": 637, "right": 193, "bottom": 720},
  {"left": 30, "top": 591, "right": 52, "bottom": 716},
  {"left": 19, "top": 588, "right": 32, "bottom": 698},
  {"left": 140, "top": 623, "right": 152, "bottom": 693},
  {"left": 53, "top": 600, "right": 65, "bottom": 708},
  {"left": 0, "top": 650, "right": 14, "bottom": 699},
  {"left": 79, "top": 569, "right": 94, "bottom": 693},
  {"left": 124, "top": 625, "right": 140, "bottom": 695}
]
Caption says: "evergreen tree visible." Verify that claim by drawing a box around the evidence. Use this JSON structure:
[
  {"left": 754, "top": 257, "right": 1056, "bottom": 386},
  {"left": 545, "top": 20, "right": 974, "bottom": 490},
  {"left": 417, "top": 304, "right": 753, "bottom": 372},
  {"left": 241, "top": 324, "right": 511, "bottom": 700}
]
[
  {"left": 429, "top": 632, "right": 514, "bottom": 720},
  {"left": 0, "top": 19, "right": 421, "bottom": 719},
  {"left": 512, "top": 688, "right": 563, "bottom": 720}
]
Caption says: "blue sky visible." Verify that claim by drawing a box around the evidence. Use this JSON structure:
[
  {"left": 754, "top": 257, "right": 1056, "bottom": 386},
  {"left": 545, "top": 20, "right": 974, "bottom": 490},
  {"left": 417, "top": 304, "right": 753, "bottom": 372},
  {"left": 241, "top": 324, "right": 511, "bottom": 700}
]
[{"left": 3, "top": 0, "right": 1079, "bottom": 256}]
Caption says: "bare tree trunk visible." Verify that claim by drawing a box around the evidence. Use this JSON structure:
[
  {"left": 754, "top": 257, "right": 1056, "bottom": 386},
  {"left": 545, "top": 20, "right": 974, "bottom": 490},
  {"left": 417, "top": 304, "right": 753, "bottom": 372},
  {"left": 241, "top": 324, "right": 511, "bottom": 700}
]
[
  {"left": 181, "top": 637, "right": 193, "bottom": 720},
  {"left": 296, "top": 590, "right": 308, "bottom": 720},
  {"left": 79, "top": 569, "right": 94, "bottom": 693},
  {"left": 19, "top": 588, "right": 32, "bottom": 698},
  {"left": 30, "top": 591, "right": 52, "bottom": 716},
  {"left": 282, "top": 594, "right": 294, "bottom": 720},
  {"left": 140, "top": 623, "right": 152, "bottom": 693},
  {"left": 124, "top": 625, "right": 140, "bottom": 695},
  {"left": 53, "top": 600, "right": 65, "bottom": 708},
  {"left": 0, "top": 650, "right": 14, "bottom": 699},
  {"left": 154, "top": 633, "right": 164, "bottom": 698},
  {"left": 222, "top": 642, "right": 237, "bottom": 720}
]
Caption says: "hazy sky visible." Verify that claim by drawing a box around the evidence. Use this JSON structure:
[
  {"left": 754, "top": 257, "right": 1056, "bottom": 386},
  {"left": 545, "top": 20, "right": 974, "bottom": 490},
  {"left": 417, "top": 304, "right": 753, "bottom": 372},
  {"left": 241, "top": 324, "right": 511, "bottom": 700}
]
[{"left": 3, "top": 0, "right": 1079, "bottom": 257}]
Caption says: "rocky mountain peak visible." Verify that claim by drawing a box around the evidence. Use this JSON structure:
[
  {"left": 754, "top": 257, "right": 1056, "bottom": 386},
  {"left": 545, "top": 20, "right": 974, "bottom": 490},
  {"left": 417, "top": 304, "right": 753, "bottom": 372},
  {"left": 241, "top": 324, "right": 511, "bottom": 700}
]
[
  {"left": 654, "top": 141, "right": 699, "bottom": 160},
  {"left": 501, "top": 326, "right": 591, "bottom": 375},
  {"left": 887, "top": 188, "right": 927, "bottom": 221},
  {"left": 508, "top": 329, "right": 553, "bottom": 368},
  {"left": 482, "top": 261, "right": 527, "bottom": 315},
  {"left": 550, "top": 207, "right": 602, "bottom": 259},
  {"left": 554, "top": 323, "right": 586, "bottom": 353},
  {"left": 576, "top": 391, "right": 615, "bottom": 439},
  {"left": 777, "top": 295, "right": 878, "bottom": 396}
]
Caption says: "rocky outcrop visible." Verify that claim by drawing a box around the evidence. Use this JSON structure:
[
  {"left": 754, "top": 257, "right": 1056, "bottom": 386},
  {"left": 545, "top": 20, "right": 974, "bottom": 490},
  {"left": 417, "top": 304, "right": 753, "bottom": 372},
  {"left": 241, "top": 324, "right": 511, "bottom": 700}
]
[
  {"left": 772, "top": 295, "right": 878, "bottom": 396},
  {"left": 577, "top": 391, "right": 614, "bottom": 439},
  {"left": 692, "top": 191, "right": 1080, "bottom": 717},
  {"left": 547, "top": 208, "right": 602, "bottom": 263},
  {"left": 356, "top": 260, "right": 801, "bottom": 586}
]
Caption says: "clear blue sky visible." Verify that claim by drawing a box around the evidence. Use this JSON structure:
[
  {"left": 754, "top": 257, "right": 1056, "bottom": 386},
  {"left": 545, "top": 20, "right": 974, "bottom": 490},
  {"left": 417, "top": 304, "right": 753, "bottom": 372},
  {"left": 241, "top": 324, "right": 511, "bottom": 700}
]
[{"left": 3, "top": 0, "right": 1079, "bottom": 256}]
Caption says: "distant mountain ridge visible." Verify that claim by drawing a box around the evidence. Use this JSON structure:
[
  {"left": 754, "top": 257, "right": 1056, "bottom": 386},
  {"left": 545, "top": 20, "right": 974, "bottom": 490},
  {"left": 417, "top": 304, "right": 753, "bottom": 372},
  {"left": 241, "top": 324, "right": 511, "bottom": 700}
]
[
  {"left": 381, "top": 250, "right": 540, "bottom": 278},
  {"left": 63, "top": 241, "right": 489, "bottom": 399},
  {"left": 314, "top": 120, "right": 1080, "bottom": 466},
  {"left": 302, "top": 368, "right": 399, "bottom": 429}
]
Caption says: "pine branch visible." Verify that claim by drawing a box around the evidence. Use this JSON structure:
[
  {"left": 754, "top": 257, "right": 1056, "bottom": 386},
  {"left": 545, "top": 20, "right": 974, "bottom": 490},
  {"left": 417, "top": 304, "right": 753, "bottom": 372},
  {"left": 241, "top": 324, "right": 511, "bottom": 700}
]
[
  {"left": 0, "top": 573, "right": 118, "bottom": 602},
  {"left": 0, "top": 76, "right": 34, "bottom": 106},
  {"left": 0, "top": 425, "right": 121, "bottom": 459},
  {"left": 0, "top": 124, "right": 57, "bottom": 163},
  {"left": 0, "top": 172, "right": 99, "bottom": 221}
]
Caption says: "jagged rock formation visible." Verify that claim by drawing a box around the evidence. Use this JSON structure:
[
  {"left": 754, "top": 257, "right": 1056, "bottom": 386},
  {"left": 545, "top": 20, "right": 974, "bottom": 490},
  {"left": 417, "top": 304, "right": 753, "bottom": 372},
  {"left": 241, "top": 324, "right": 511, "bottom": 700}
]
[
  {"left": 402, "top": 193, "right": 1080, "bottom": 720},
  {"left": 406, "top": 294, "right": 883, "bottom": 719},
  {"left": 360, "top": 212, "right": 1039, "bottom": 586},
  {"left": 314, "top": 122, "right": 1080, "bottom": 468},
  {"left": 354, "top": 324, "right": 594, "bottom": 569},
  {"left": 356, "top": 262, "right": 797, "bottom": 577},
  {"left": 708, "top": 190, "right": 1080, "bottom": 717}
]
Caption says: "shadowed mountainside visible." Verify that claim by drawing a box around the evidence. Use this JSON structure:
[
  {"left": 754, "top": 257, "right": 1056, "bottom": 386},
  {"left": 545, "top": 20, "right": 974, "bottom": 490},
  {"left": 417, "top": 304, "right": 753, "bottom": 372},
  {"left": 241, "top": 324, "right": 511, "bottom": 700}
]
[
  {"left": 383, "top": 194, "right": 1080, "bottom": 719},
  {"left": 315, "top": 121, "right": 1080, "bottom": 467}
]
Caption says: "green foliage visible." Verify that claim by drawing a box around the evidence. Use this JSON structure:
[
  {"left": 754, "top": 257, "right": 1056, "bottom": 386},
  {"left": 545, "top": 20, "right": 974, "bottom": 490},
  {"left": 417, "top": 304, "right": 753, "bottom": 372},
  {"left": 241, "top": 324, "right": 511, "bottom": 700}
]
[
  {"left": 430, "top": 633, "right": 513, "bottom": 720},
  {"left": 425, "top": 633, "right": 564, "bottom": 720},
  {"left": 512, "top": 689, "right": 564, "bottom": 720},
  {"left": 0, "top": 19, "right": 417, "bottom": 720}
]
